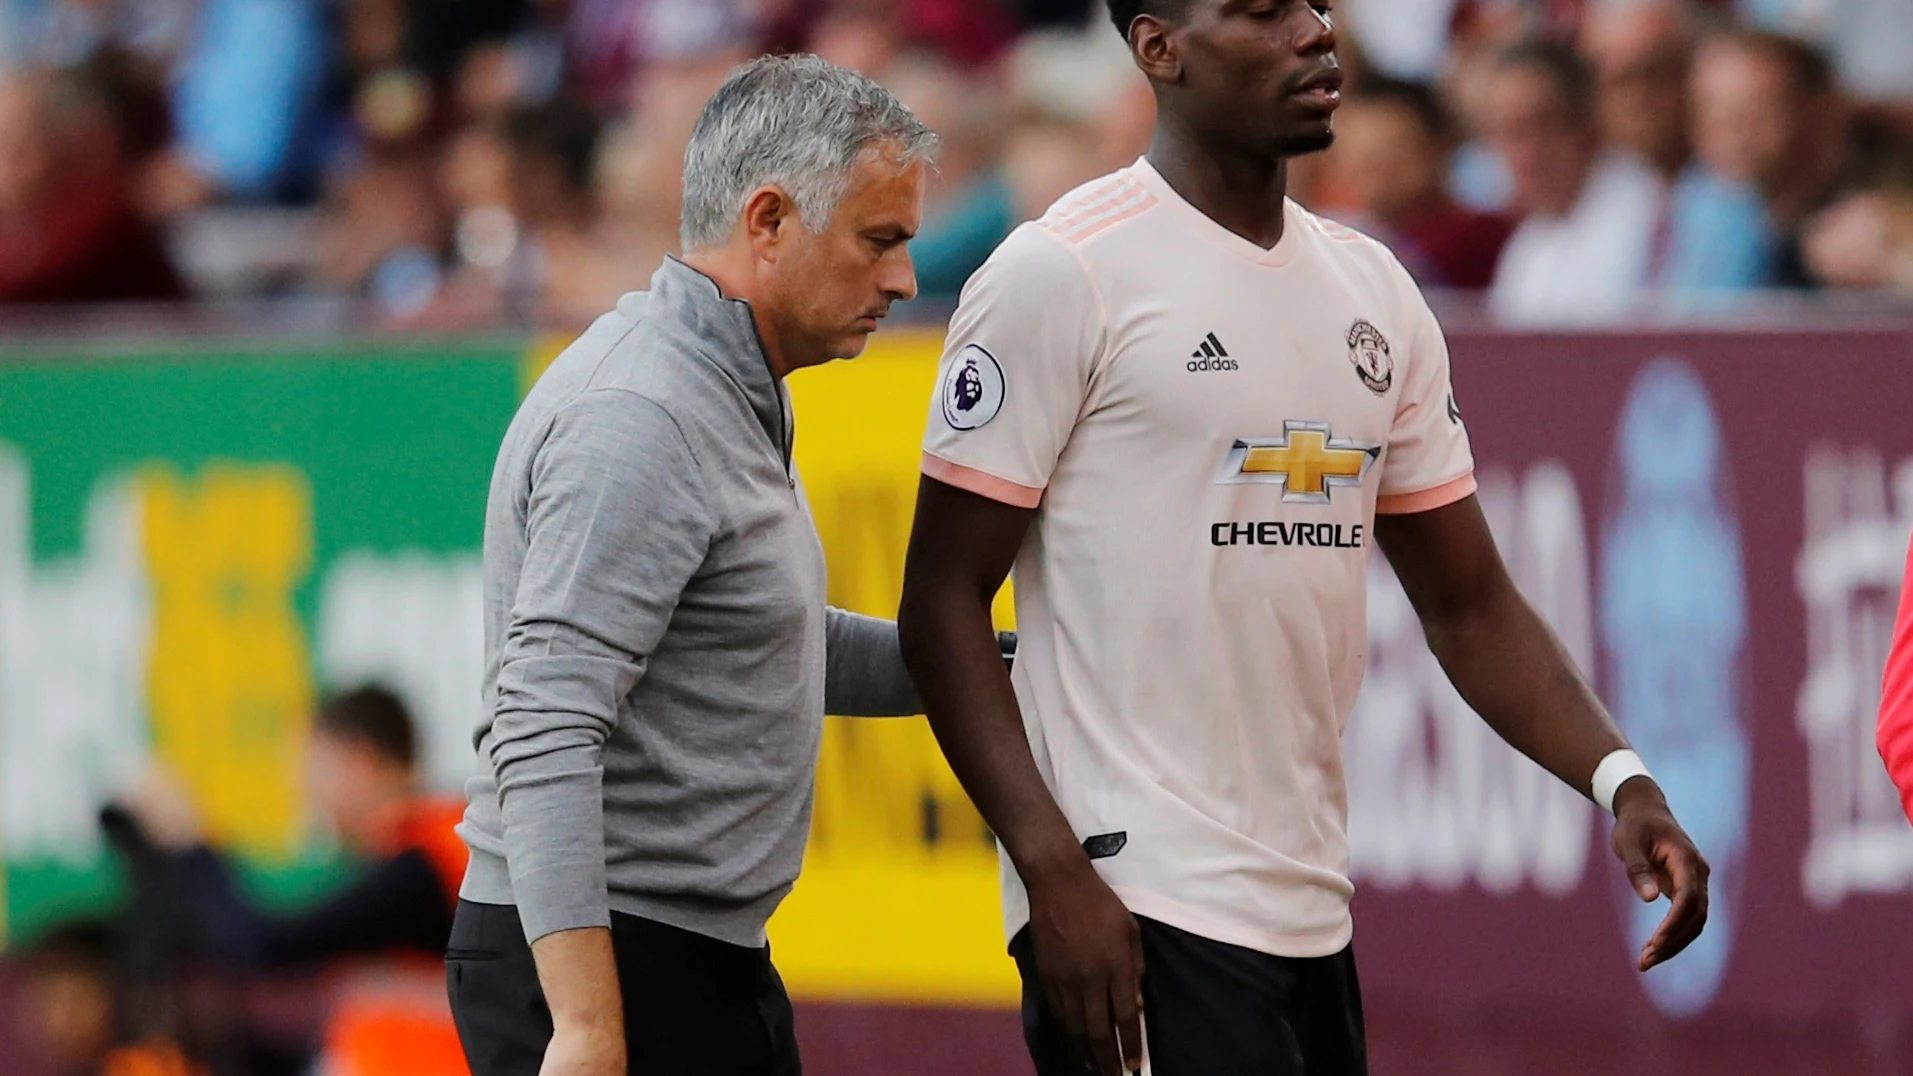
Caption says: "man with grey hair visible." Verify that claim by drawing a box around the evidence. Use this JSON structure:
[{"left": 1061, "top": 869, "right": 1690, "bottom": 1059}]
[{"left": 447, "top": 54, "right": 938, "bottom": 1076}]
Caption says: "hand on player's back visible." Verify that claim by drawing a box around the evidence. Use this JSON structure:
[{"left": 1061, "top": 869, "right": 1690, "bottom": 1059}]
[
  {"left": 1025, "top": 860, "right": 1147, "bottom": 1076},
  {"left": 1610, "top": 777, "right": 1711, "bottom": 972}
]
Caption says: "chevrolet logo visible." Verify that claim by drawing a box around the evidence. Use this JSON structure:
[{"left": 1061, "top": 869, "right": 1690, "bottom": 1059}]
[{"left": 1216, "top": 421, "right": 1381, "bottom": 504}]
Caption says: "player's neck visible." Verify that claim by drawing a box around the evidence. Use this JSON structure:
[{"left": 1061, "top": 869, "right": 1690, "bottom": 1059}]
[{"left": 1145, "top": 126, "right": 1290, "bottom": 251}]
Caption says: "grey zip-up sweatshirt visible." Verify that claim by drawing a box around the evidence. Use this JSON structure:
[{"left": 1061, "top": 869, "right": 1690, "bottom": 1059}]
[{"left": 457, "top": 257, "right": 919, "bottom": 947}]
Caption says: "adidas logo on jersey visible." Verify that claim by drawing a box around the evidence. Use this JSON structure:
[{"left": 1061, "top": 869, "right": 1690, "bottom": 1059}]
[{"left": 1187, "top": 332, "right": 1238, "bottom": 372}]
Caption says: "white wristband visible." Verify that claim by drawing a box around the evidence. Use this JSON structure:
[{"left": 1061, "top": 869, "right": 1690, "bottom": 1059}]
[{"left": 1591, "top": 749, "right": 1653, "bottom": 815}]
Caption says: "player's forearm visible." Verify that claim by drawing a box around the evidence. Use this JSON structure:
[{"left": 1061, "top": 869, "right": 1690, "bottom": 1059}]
[
  {"left": 898, "top": 584, "right": 1088, "bottom": 881},
  {"left": 1422, "top": 577, "right": 1631, "bottom": 800},
  {"left": 530, "top": 926, "right": 625, "bottom": 1039}
]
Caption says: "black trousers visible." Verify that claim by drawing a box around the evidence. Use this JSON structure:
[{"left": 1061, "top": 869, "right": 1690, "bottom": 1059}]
[
  {"left": 446, "top": 900, "right": 801, "bottom": 1076},
  {"left": 1011, "top": 916, "right": 1367, "bottom": 1075}
]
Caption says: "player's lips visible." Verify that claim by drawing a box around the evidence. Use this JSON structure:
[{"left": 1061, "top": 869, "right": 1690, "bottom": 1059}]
[{"left": 1289, "top": 67, "right": 1343, "bottom": 110}]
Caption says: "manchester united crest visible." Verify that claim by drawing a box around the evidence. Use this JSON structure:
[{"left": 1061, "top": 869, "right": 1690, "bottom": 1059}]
[{"left": 1346, "top": 319, "right": 1393, "bottom": 395}]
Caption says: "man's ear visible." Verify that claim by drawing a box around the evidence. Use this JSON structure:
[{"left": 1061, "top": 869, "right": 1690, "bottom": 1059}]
[
  {"left": 1131, "top": 15, "right": 1183, "bottom": 83},
  {"left": 741, "top": 185, "right": 797, "bottom": 262}
]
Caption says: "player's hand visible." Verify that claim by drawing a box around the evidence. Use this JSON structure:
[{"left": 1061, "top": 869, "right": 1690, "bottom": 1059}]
[
  {"left": 1024, "top": 858, "right": 1145, "bottom": 1076},
  {"left": 539, "top": 1020, "right": 625, "bottom": 1076},
  {"left": 1611, "top": 777, "right": 1710, "bottom": 972}
]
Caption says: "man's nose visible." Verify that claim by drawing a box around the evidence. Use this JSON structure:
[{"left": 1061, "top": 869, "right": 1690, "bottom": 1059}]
[
  {"left": 1298, "top": 5, "right": 1336, "bottom": 54},
  {"left": 884, "top": 248, "right": 919, "bottom": 303}
]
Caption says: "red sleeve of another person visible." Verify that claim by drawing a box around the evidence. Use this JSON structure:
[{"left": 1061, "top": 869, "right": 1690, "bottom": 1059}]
[{"left": 1881, "top": 535, "right": 1913, "bottom": 826}]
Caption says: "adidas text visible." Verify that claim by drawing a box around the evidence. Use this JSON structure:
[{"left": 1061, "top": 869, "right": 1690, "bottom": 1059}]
[
  {"left": 1187, "top": 356, "right": 1240, "bottom": 372},
  {"left": 1188, "top": 332, "right": 1235, "bottom": 372}
]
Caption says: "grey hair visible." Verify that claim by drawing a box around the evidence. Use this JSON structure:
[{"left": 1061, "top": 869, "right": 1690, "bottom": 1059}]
[{"left": 679, "top": 54, "right": 938, "bottom": 251}]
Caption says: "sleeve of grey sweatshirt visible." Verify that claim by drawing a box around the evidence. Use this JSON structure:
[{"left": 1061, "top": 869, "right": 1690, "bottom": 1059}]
[
  {"left": 488, "top": 389, "right": 714, "bottom": 944},
  {"left": 824, "top": 608, "right": 921, "bottom": 717}
]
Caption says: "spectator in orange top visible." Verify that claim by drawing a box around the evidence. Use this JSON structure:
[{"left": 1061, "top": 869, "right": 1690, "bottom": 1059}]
[
  {"left": 1880, "top": 535, "right": 1913, "bottom": 827},
  {"left": 122, "top": 685, "right": 467, "bottom": 968}
]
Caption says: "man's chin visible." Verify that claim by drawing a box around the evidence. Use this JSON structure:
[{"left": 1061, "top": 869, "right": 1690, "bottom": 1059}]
[
  {"left": 830, "top": 332, "right": 875, "bottom": 361},
  {"left": 1276, "top": 126, "right": 1336, "bottom": 160}
]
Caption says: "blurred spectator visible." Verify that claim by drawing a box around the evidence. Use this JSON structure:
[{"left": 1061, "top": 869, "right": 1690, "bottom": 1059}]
[
  {"left": 1001, "top": 107, "right": 1102, "bottom": 222},
  {"left": 4, "top": 0, "right": 334, "bottom": 207},
  {"left": 582, "top": 55, "right": 738, "bottom": 319},
  {"left": 501, "top": 94, "right": 620, "bottom": 325},
  {"left": 808, "top": 0, "right": 905, "bottom": 75},
  {"left": 1334, "top": 77, "right": 1515, "bottom": 289},
  {"left": 169, "top": 0, "right": 330, "bottom": 205},
  {"left": 1485, "top": 39, "right": 1661, "bottom": 323},
  {"left": 1441, "top": 35, "right": 1519, "bottom": 214},
  {"left": 1657, "top": 168, "right": 1775, "bottom": 298},
  {"left": 13, "top": 920, "right": 209, "bottom": 1076},
  {"left": 1686, "top": 28, "right": 1842, "bottom": 289},
  {"left": 117, "top": 685, "right": 469, "bottom": 1076},
  {"left": 312, "top": 147, "right": 446, "bottom": 317},
  {"left": 1801, "top": 149, "right": 1913, "bottom": 295},
  {"left": 0, "top": 62, "right": 184, "bottom": 303},
  {"left": 587, "top": 118, "right": 682, "bottom": 306},
  {"left": 435, "top": 116, "right": 524, "bottom": 309},
  {"left": 122, "top": 685, "right": 467, "bottom": 968},
  {"left": 1580, "top": 0, "right": 1693, "bottom": 183},
  {"left": 1436, "top": 1, "right": 1549, "bottom": 215}
]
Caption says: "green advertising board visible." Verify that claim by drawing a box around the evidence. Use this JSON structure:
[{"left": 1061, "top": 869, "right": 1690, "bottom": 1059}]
[{"left": 0, "top": 338, "right": 533, "bottom": 940}]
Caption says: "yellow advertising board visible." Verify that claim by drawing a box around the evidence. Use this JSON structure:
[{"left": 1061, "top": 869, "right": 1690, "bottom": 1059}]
[{"left": 772, "top": 330, "right": 1019, "bottom": 1006}]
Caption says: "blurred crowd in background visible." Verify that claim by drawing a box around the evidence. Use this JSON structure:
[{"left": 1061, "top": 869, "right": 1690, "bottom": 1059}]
[{"left": 1, "top": 0, "right": 1912, "bottom": 329}]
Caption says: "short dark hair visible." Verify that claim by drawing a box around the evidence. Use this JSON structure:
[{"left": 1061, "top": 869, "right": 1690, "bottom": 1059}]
[
  {"left": 314, "top": 684, "right": 418, "bottom": 769},
  {"left": 1107, "top": 0, "right": 1189, "bottom": 37},
  {"left": 1349, "top": 76, "right": 1454, "bottom": 144},
  {"left": 1494, "top": 39, "right": 1598, "bottom": 124}
]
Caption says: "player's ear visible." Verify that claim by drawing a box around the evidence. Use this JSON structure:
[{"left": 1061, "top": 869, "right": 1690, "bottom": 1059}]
[
  {"left": 1130, "top": 15, "right": 1183, "bottom": 82},
  {"left": 741, "top": 185, "right": 796, "bottom": 262}
]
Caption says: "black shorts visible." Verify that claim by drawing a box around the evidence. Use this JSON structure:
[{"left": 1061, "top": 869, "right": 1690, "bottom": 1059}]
[
  {"left": 1011, "top": 916, "right": 1367, "bottom": 1075},
  {"left": 446, "top": 900, "right": 801, "bottom": 1076}
]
